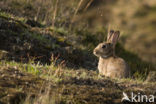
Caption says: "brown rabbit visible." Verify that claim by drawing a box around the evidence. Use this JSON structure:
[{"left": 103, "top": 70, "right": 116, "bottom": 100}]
[{"left": 93, "top": 30, "right": 130, "bottom": 78}]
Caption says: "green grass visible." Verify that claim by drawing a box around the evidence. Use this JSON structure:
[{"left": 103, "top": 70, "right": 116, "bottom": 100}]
[
  {"left": 0, "top": 10, "right": 26, "bottom": 23},
  {"left": 0, "top": 1, "right": 156, "bottom": 103},
  {"left": 0, "top": 10, "right": 155, "bottom": 80},
  {"left": 0, "top": 58, "right": 155, "bottom": 104}
]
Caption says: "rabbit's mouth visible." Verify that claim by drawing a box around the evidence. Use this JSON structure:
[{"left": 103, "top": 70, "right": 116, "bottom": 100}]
[
  {"left": 93, "top": 51, "right": 99, "bottom": 57},
  {"left": 93, "top": 50, "right": 102, "bottom": 57}
]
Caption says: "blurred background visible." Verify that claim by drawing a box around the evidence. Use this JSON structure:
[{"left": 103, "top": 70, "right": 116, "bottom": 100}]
[
  {"left": 1, "top": 0, "right": 155, "bottom": 64},
  {"left": 0, "top": 0, "right": 156, "bottom": 103},
  {"left": 0, "top": 0, "right": 156, "bottom": 77}
]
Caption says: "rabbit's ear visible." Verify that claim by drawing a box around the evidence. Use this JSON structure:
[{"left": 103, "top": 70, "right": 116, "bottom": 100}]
[
  {"left": 107, "top": 30, "right": 114, "bottom": 42},
  {"left": 111, "top": 31, "right": 120, "bottom": 47}
]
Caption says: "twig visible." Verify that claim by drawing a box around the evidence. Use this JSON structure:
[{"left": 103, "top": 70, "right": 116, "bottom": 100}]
[
  {"left": 52, "top": 0, "right": 59, "bottom": 27},
  {"left": 84, "top": 0, "right": 94, "bottom": 12},
  {"left": 71, "top": 0, "right": 84, "bottom": 23}
]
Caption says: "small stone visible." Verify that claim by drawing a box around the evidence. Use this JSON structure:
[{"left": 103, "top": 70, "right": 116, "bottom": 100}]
[
  {"left": 13, "top": 74, "right": 16, "bottom": 78},
  {"left": 25, "top": 82, "right": 29, "bottom": 85},
  {"left": 13, "top": 66, "right": 17, "bottom": 70},
  {"left": 17, "top": 76, "right": 21, "bottom": 79}
]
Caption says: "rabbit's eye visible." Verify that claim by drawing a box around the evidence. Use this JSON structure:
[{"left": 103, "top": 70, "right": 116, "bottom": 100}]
[{"left": 102, "top": 45, "right": 106, "bottom": 49}]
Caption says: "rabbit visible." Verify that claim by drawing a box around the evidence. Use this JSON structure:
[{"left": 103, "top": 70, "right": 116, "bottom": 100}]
[{"left": 93, "top": 30, "right": 130, "bottom": 78}]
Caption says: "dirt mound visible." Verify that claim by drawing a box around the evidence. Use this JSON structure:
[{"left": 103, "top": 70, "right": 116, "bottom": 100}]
[
  {"left": 0, "top": 15, "right": 96, "bottom": 70},
  {"left": 0, "top": 67, "right": 44, "bottom": 104},
  {"left": 0, "top": 64, "right": 155, "bottom": 104}
]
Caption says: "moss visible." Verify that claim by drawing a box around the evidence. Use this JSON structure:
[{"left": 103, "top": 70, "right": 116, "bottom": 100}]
[{"left": 58, "top": 37, "right": 65, "bottom": 42}]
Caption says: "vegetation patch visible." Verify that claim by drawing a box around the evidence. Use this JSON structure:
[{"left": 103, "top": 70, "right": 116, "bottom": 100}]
[{"left": 0, "top": 1, "right": 155, "bottom": 103}]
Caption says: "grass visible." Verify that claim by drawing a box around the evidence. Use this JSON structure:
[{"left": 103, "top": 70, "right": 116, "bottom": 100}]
[
  {"left": 0, "top": 10, "right": 26, "bottom": 23},
  {"left": 0, "top": 9, "right": 155, "bottom": 79},
  {"left": 0, "top": 58, "right": 156, "bottom": 103},
  {"left": 0, "top": 57, "right": 151, "bottom": 85},
  {"left": 0, "top": 62, "right": 155, "bottom": 104},
  {"left": 0, "top": 1, "right": 156, "bottom": 103}
]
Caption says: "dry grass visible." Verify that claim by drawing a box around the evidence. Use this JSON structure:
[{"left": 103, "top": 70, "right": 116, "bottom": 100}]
[{"left": 0, "top": 0, "right": 156, "bottom": 103}]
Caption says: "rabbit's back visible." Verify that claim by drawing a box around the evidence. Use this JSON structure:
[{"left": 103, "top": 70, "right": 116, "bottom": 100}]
[{"left": 98, "top": 57, "right": 130, "bottom": 78}]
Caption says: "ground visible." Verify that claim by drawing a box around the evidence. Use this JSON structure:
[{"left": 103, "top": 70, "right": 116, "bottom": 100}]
[
  {"left": 0, "top": 63, "right": 155, "bottom": 104},
  {"left": 0, "top": 1, "right": 156, "bottom": 104}
]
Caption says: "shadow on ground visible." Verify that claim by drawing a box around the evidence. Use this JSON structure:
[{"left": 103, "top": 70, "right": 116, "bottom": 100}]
[
  {"left": 0, "top": 15, "right": 96, "bottom": 70},
  {"left": 0, "top": 14, "right": 155, "bottom": 78}
]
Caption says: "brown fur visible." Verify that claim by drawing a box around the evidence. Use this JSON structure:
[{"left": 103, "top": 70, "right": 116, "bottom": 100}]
[{"left": 93, "top": 30, "right": 130, "bottom": 78}]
